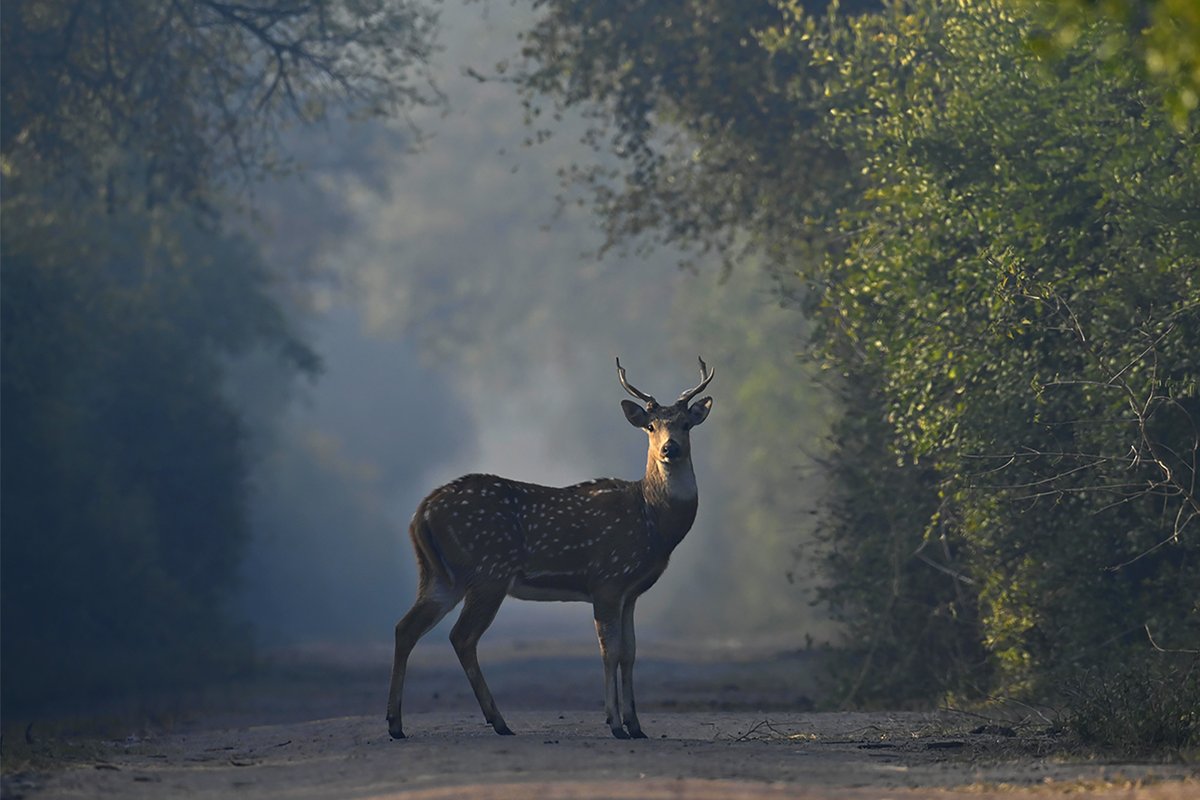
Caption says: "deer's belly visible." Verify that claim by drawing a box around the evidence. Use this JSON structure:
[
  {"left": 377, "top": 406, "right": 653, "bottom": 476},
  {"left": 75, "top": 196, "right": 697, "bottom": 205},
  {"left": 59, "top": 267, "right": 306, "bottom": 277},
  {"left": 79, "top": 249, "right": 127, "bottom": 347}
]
[
  {"left": 507, "top": 557, "right": 667, "bottom": 603},
  {"left": 508, "top": 573, "right": 591, "bottom": 602}
]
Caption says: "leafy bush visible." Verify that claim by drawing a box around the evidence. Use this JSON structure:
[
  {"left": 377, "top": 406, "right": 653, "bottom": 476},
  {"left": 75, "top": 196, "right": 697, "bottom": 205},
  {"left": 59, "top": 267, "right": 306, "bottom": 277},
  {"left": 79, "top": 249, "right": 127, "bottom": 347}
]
[
  {"left": 801, "top": 0, "right": 1200, "bottom": 702},
  {"left": 1, "top": 0, "right": 436, "bottom": 716},
  {"left": 0, "top": 187, "right": 309, "bottom": 712},
  {"left": 508, "top": 0, "right": 1200, "bottom": 729},
  {"left": 1064, "top": 655, "right": 1200, "bottom": 753}
]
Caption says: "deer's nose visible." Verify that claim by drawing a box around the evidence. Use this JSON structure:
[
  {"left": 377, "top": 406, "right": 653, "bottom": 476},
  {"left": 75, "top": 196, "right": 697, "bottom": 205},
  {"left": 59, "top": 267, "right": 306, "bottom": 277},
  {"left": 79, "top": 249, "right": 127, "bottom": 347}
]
[{"left": 661, "top": 440, "right": 681, "bottom": 460}]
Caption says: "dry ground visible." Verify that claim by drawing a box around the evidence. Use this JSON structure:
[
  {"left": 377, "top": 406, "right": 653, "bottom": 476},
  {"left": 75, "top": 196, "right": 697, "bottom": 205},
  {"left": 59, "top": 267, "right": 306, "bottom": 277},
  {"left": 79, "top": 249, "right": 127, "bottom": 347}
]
[{"left": 3, "top": 639, "right": 1196, "bottom": 799}]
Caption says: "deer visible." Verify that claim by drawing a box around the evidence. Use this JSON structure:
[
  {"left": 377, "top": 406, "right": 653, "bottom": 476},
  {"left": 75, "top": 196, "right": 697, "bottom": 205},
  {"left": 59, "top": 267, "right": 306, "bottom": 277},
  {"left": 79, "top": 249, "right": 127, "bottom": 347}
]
[{"left": 386, "top": 357, "right": 714, "bottom": 740}]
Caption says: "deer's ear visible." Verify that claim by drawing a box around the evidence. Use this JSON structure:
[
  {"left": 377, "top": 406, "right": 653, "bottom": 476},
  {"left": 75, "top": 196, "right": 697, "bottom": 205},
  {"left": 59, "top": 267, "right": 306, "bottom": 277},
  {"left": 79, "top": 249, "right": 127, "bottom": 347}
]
[
  {"left": 621, "top": 400, "right": 650, "bottom": 428},
  {"left": 687, "top": 396, "right": 712, "bottom": 427}
]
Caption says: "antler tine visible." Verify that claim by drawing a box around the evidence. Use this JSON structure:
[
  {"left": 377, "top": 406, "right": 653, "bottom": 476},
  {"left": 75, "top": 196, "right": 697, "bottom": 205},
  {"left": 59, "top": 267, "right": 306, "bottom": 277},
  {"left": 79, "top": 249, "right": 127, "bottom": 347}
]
[
  {"left": 615, "top": 357, "right": 658, "bottom": 407},
  {"left": 676, "top": 356, "right": 715, "bottom": 405}
]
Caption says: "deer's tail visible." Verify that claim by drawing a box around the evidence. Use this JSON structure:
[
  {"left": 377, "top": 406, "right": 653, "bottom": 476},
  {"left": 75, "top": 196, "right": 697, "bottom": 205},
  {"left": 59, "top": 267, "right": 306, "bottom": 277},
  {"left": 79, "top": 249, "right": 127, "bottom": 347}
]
[{"left": 409, "top": 499, "right": 456, "bottom": 590}]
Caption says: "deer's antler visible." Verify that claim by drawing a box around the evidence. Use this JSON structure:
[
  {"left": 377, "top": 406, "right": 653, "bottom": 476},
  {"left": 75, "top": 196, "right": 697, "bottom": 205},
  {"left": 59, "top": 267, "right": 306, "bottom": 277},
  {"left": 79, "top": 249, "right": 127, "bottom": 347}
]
[
  {"left": 675, "top": 357, "right": 715, "bottom": 405},
  {"left": 615, "top": 357, "right": 658, "bottom": 407}
]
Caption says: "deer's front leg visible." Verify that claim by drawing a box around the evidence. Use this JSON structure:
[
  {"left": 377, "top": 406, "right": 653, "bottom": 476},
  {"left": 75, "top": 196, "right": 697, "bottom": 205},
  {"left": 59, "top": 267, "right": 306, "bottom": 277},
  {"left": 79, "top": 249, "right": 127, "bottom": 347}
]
[
  {"left": 593, "top": 596, "right": 629, "bottom": 739},
  {"left": 618, "top": 598, "right": 647, "bottom": 738}
]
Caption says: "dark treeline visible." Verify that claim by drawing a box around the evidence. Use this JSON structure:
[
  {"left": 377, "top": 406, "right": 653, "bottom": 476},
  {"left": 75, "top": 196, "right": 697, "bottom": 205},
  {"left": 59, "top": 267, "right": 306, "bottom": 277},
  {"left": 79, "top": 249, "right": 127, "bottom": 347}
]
[
  {"left": 0, "top": 0, "right": 437, "bottom": 713},
  {"left": 506, "top": 0, "right": 1199, "bottom": 749}
]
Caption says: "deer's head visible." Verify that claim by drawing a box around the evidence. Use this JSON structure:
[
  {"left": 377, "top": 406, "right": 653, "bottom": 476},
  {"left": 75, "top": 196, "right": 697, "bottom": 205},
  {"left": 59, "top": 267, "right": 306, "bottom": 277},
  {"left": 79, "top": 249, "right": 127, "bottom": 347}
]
[{"left": 616, "top": 357, "right": 714, "bottom": 466}]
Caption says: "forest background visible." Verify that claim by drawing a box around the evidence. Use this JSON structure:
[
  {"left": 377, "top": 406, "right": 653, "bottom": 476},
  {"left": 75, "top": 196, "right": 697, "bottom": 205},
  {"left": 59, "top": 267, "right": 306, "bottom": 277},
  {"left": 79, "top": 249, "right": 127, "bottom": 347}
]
[{"left": 2, "top": 0, "right": 1197, "bottom": 753}]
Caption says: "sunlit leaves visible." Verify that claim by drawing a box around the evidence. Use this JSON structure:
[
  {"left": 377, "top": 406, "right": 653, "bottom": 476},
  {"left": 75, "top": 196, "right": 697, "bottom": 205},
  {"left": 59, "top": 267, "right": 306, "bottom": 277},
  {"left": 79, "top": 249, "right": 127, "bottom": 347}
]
[
  {"left": 511, "top": 0, "right": 1198, "bottom": 707},
  {"left": 804, "top": 0, "right": 1200, "bottom": 691},
  {"left": 1021, "top": 0, "right": 1200, "bottom": 127}
]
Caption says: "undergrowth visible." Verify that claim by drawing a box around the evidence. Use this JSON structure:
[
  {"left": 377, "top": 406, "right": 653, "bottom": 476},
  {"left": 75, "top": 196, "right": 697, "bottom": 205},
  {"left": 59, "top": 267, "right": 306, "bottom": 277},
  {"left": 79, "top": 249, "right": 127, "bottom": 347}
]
[{"left": 1062, "top": 656, "right": 1199, "bottom": 755}]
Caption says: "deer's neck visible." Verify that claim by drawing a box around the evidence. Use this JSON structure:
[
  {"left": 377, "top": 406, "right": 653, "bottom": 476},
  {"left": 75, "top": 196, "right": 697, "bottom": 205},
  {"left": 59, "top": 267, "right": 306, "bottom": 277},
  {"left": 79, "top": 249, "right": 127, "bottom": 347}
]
[{"left": 641, "top": 453, "right": 698, "bottom": 552}]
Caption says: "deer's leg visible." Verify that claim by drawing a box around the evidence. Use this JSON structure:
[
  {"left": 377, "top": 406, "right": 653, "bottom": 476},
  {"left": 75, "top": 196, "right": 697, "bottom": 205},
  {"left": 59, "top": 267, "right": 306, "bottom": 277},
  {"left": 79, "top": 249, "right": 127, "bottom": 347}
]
[
  {"left": 387, "top": 582, "right": 459, "bottom": 740},
  {"left": 618, "top": 598, "right": 647, "bottom": 738},
  {"left": 450, "top": 584, "right": 513, "bottom": 736},
  {"left": 593, "top": 595, "right": 629, "bottom": 739}
]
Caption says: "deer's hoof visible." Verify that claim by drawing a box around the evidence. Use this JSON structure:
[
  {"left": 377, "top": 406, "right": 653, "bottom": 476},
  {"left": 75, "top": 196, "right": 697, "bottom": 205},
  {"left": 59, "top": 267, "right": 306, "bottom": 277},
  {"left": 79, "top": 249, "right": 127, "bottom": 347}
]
[
  {"left": 610, "top": 726, "right": 631, "bottom": 740},
  {"left": 494, "top": 723, "right": 515, "bottom": 736},
  {"left": 387, "top": 721, "right": 406, "bottom": 740},
  {"left": 627, "top": 727, "right": 648, "bottom": 739}
]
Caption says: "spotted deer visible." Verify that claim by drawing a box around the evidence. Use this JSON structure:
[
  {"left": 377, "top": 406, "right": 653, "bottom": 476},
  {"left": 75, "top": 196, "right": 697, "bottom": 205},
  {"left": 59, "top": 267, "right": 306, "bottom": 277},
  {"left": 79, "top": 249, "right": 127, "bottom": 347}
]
[{"left": 386, "top": 358, "right": 714, "bottom": 740}]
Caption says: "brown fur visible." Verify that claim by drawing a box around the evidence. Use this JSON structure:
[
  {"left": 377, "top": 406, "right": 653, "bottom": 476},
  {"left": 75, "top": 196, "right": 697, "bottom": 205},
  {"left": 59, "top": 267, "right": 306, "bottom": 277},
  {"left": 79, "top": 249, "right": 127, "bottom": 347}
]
[{"left": 386, "top": 360, "right": 713, "bottom": 740}]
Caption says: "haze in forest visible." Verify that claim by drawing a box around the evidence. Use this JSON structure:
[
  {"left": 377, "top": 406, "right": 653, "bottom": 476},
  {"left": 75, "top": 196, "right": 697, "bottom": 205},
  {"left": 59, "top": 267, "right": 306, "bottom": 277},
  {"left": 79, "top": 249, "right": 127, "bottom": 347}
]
[{"left": 232, "top": 1, "right": 832, "bottom": 652}]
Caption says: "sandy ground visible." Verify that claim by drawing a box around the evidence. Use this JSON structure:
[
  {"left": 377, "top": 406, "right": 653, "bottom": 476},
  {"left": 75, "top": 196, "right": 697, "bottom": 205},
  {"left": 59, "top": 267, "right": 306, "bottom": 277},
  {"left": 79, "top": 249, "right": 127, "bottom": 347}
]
[{"left": 4, "top": 638, "right": 1197, "bottom": 799}]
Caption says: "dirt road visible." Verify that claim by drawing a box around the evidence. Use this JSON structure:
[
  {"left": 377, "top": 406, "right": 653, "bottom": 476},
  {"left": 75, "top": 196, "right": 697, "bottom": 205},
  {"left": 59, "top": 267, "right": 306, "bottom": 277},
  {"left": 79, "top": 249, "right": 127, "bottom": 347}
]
[{"left": 5, "top": 639, "right": 1197, "bottom": 799}]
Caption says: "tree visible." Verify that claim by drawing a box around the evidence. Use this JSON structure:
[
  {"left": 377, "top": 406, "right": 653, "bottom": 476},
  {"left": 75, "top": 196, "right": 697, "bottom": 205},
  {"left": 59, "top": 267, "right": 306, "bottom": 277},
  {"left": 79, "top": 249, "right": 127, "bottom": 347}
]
[
  {"left": 1, "top": 0, "right": 438, "bottom": 712},
  {"left": 1, "top": 0, "right": 437, "bottom": 202},
  {"left": 511, "top": 0, "right": 1200, "bottom": 719},
  {"left": 803, "top": 0, "right": 1199, "bottom": 693},
  {"left": 1, "top": 187, "right": 314, "bottom": 709},
  {"left": 511, "top": 0, "right": 867, "bottom": 268},
  {"left": 1022, "top": 0, "right": 1200, "bottom": 126}
]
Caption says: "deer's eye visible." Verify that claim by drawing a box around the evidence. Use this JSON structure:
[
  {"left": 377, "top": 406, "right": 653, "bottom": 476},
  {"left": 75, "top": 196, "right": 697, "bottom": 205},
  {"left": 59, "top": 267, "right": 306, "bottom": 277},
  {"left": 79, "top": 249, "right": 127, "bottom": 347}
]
[{"left": 646, "top": 423, "right": 655, "bottom": 432}]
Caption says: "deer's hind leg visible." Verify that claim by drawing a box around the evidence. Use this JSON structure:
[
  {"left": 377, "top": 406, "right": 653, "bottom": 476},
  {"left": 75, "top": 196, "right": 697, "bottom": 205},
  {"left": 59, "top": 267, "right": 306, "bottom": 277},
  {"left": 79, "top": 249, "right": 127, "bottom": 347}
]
[
  {"left": 386, "top": 578, "right": 461, "bottom": 740},
  {"left": 450, "top": 583, "right": 512, "bottom": 735}
]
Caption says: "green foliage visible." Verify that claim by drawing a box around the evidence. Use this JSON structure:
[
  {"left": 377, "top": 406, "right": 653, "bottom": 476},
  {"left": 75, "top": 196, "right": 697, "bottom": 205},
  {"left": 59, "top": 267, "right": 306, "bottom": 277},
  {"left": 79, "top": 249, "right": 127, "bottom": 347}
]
[
  {"left": 801, "top": 0, "right": 1200, "bottom": 697},
  {"left": 816, "top": 375, "right": 990, "bottom": 706},
  {"left": 513, "top": 0, "right": 1200, "bottom": 734},
  {"left": 1, "top": 0, "right": 436, "bottom": 714},
  {"left": 1021, "top": 0, "right": 1200, "bottom": 126},
  {"left": 0, "top": 182, "right": 315, "bottom": 710},
  {"left": 513, "top": 0, "right": 865, "bottom": 267},
  {"left": 1064, "top": 654, "right": 1200, "bottom": 752},
  {"left": 0, "top": 0, "right": 438, "bottom": 201}
]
